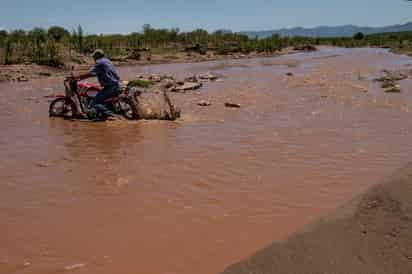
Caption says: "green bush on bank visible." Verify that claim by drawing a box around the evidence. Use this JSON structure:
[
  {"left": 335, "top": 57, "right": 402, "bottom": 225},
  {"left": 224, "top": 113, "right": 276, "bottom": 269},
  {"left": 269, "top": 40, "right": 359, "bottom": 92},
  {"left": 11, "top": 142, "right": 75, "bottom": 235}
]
[{"left": 127, "top": 79, "right": 154, "bottom": 88}]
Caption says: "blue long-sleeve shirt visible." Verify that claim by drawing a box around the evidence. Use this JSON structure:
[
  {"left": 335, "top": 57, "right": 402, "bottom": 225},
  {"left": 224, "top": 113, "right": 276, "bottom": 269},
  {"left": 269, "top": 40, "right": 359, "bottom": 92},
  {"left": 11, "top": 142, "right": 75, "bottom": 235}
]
[{"left": 89, "top": 57, "right": 120, "bottom": 87}]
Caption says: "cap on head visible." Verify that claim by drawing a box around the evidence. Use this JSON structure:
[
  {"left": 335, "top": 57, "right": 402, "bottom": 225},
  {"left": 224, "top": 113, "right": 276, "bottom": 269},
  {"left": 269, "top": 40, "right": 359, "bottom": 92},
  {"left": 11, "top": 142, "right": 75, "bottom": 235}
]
[{"left": 91, "top": 49, "right": 105, "bottom": 59}]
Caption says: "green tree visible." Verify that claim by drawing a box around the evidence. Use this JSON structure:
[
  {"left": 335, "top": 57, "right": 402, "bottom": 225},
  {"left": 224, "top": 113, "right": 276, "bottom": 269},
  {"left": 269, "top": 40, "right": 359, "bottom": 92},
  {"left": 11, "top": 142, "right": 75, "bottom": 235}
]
[
  {"left": 29, "top": 27, "right": 47, "bottom": 62},
  {"left": 4, "top": 38, "right": 12, "bottom": 64},
  {"left": 353, "top": 32, "right": 364, "bottom": 40},
  {"left": 48, "top": 26, "right": 69, "bottom": 42},
  {"left": 44, "top": 38, "right": 62, "bottom": 66},
  {"left": 70, "top": 25, "right": 85, "bottom": 53},
  {"left": 77, "top": 25, "right": 84, "bottom": 52},
  {"left": 0, "top": 30, "right": 8, "bottom": 42}
]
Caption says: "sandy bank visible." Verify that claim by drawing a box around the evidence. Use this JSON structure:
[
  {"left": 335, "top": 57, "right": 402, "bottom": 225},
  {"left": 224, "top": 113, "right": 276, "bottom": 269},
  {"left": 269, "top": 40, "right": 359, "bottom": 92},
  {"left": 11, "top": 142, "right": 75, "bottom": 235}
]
[
  {"left": 0, "top": 47, "right": 299, "bottom": 83},
  {"left": 222, "top": 163, "right": 412, "bottom": 274}
]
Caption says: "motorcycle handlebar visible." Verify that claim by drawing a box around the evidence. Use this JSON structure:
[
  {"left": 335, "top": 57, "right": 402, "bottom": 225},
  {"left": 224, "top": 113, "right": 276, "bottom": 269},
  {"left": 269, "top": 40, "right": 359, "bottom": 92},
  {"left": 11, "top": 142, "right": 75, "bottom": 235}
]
[{"left": 65, "top": 76, "right": 79, "bottom": 81}]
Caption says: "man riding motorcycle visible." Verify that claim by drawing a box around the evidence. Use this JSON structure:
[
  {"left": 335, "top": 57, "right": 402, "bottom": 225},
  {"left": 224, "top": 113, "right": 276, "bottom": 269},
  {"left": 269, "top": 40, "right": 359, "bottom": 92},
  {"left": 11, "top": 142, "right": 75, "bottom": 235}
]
[{"left": 74, "top": 49, "right": 121, "bottom": 120}]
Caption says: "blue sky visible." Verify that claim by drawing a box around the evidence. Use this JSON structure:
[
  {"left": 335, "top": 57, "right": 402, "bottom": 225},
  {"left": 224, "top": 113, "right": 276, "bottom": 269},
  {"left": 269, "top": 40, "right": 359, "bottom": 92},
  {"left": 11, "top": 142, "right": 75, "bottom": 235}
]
[{"left": 1, "top": 0, "right": 411, "bottom": 33}]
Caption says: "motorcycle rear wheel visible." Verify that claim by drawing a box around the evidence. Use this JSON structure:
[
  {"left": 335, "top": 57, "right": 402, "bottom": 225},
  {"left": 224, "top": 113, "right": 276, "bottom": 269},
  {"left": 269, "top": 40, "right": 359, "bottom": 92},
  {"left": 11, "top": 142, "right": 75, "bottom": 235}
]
[{"left": 49, "top": 98, "right": 79, "bottom": 118}]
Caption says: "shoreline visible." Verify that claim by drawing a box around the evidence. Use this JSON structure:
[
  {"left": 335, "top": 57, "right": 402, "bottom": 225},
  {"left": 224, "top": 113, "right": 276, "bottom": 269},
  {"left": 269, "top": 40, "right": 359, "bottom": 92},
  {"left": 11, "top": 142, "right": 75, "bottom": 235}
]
[
  {"left": 3, "top": 45, "right": 407, "bottom": 84},
  {"left": 0, "top": 47, "right": 300, "bottom": 83}
]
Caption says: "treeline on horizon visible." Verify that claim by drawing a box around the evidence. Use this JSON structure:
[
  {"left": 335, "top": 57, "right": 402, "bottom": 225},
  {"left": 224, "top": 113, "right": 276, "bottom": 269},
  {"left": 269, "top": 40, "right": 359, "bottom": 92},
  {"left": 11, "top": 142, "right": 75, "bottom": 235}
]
[{"left": 0, "top": 24, "right": 411, "bottom": 67}]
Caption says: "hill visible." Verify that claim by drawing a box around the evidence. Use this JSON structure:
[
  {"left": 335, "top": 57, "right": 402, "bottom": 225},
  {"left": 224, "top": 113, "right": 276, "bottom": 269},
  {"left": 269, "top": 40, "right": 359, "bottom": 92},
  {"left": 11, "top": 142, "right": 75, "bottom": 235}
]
[{"left": 242, "top": 22, "right": 412, "bottom": 38}]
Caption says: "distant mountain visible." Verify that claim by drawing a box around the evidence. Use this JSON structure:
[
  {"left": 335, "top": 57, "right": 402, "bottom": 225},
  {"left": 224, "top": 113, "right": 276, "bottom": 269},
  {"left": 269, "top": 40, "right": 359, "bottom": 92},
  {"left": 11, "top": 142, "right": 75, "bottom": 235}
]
[
  {"left": 215, "top": 29, "right": 233, "bottom": 34},
  {"left": 241, "top": 22, "right": 412, "bottom": 38}
]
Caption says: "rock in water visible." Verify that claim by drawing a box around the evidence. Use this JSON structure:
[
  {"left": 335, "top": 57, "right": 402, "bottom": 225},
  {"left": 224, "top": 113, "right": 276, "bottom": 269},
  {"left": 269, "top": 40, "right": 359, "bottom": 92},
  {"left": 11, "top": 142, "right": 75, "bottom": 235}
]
[
  {"left": 293, "top": 45, "right": 317, "bottom": 51},
  {"left": 384, "top": 86, "right": 401, "bottom": 93},
  {"left": 184, "top": 75, "right": 199, "bottom": 83},
  {"left": 133, "top": 88, "right": 180, "bottom": 120},
  {"left": 381, "top": 80, "right": 395, "bottom": 89},
  {"left": 198, "top": 100, "right": 212, "bottom": 106},
  {"left": 225, "top": 102, "right": 241, "bottom": 108},
  {"left": 171, "top": 82, "right": 202, "bottom": 92},
  {"left": 38, "top": 72, "right": 52, "bottom": 77},
  {"left": 17, "top": 75, "right": 29, "bottom": 82},
  {"left": 375, "top": 70, "right": 408, "bottom": 83},
  {"left": 64, "top": 264, "right": 85, "bottom": 271},
  {"left": 198, "top": 73, "right": 219, "bottom": 81}
]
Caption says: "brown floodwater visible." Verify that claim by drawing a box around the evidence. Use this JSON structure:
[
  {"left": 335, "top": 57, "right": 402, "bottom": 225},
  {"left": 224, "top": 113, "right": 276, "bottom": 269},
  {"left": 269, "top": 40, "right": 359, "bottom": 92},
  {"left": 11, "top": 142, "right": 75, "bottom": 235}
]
[{"left": 1, "top": 47, "right": 412, "bottom": 274}]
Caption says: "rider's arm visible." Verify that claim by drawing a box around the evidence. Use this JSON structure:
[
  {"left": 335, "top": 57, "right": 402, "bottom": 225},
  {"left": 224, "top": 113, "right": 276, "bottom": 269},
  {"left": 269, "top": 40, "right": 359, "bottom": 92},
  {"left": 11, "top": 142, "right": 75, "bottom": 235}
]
[
  {"left": 73, "top": 63, "right": 98, "bottom": 80},
  {"left": 76, "top": 72, "right": 94, "bottom": 80}
]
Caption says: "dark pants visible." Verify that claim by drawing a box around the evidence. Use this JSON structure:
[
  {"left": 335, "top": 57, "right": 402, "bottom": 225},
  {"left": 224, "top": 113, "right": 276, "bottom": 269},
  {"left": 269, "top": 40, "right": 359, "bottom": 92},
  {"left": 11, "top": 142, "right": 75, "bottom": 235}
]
[{"left": 92, "top": 84, "right": 119, "bottom": 117}]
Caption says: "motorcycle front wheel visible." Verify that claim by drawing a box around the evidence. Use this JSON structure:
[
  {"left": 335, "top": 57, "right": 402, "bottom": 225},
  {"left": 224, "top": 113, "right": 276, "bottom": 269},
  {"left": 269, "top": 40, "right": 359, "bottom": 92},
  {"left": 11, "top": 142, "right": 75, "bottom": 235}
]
[
  {"left": 49, "top": 98, "right": 79, "bottom": 118},
  {"left": 117, "top": 97, "right": 139, "bottom": 120}
]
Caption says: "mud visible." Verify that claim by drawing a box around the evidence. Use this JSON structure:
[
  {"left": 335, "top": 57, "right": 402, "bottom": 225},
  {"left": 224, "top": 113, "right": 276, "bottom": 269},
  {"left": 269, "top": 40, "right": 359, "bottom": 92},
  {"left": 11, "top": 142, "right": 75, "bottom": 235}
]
[
  {"left": 0, "top": 64, "right": 66, "bottom": 82},
  {"left": 1, "top": 47, "right": 412, "bottom": 274}
]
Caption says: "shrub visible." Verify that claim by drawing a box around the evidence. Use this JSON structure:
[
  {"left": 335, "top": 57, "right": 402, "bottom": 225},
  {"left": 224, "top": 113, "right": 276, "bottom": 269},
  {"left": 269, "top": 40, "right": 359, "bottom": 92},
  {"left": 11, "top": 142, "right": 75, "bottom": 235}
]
[
  {"left": 353, "top": 32, "right": 364, "bottom": 40},
  {"left": 127, "top": 79, "right": 154, "bottom": 88}
]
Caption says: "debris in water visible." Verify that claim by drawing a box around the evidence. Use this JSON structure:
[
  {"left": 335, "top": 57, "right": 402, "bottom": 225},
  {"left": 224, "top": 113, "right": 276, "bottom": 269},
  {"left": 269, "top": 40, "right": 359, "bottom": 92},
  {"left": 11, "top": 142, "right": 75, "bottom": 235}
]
[
  {"left": 171, "top": 82, "right": 202, "bottom": 92},
  {"left": 374, "top": 70, "right": 405, "bottom": 93},
  {"left": 375, "top": 71, "right": 406, "bottom": 82},
  {"left": 17, "top": 76, "right": 29, "bottom": 82},
  {"left": 293, "top": 45, "right": 317, "bottom": 51},
  {"left": 198, "top": 100, "right": 212, "bottom": 106},
  {"left": 35, "top": 161, "right": 52, "bottom": 168},
  {"left": 185, "top": 73, "right": 219, "bottom": 83},
  {"left": 184, "top": 75, "right": 198, "bottom": 83},
  {"left": 381, "top": 81, "right": 395, "bottom": 89},
  {"left": 379, "top": 70, "right": 407, "bottom": 81},
  {"left": 198, "top": 73, "right": 219, "bottom": 81},
  {"left": 64, "top": 263, "right": 85, "bottom": 271},
  {"left": 38, "top": 72, "right": 52, "bottom": 77},
  {"left": 384, "top": 86, "right": 401, "bottom": 93},
  {"left": 225, "top": 102, "right": 241, "bottom": 108}
]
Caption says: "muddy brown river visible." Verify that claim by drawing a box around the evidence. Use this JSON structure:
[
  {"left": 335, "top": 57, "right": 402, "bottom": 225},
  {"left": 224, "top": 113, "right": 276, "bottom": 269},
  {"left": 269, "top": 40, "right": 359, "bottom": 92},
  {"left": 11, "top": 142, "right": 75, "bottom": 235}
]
[{"left": 1, "top": 47, "right": 412, "bottom": 274}]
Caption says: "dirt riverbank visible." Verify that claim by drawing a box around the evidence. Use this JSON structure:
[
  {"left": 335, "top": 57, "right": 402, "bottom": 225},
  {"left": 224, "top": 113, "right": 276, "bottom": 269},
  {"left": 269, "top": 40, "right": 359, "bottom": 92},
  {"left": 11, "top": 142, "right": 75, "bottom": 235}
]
[
  {"left": 0, "top": 47, "right": 299, "bottom": 83},
  {"left": 222, "top": 162, "right": 412, "bottom": 274}
]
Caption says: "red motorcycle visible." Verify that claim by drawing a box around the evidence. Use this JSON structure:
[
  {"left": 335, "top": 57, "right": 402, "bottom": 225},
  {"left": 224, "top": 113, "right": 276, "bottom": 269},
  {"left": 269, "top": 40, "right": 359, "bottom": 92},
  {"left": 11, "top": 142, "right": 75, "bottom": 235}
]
[{"left": 49, "top": 77, "right": 138, "bottom": 120}]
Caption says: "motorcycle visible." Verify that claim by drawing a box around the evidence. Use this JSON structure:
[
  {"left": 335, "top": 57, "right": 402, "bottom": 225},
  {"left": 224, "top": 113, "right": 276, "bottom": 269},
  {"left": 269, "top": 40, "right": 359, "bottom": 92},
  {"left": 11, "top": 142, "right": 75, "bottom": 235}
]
[{"left": 49, "top": 77, "right": 139, "bottom": 120}]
